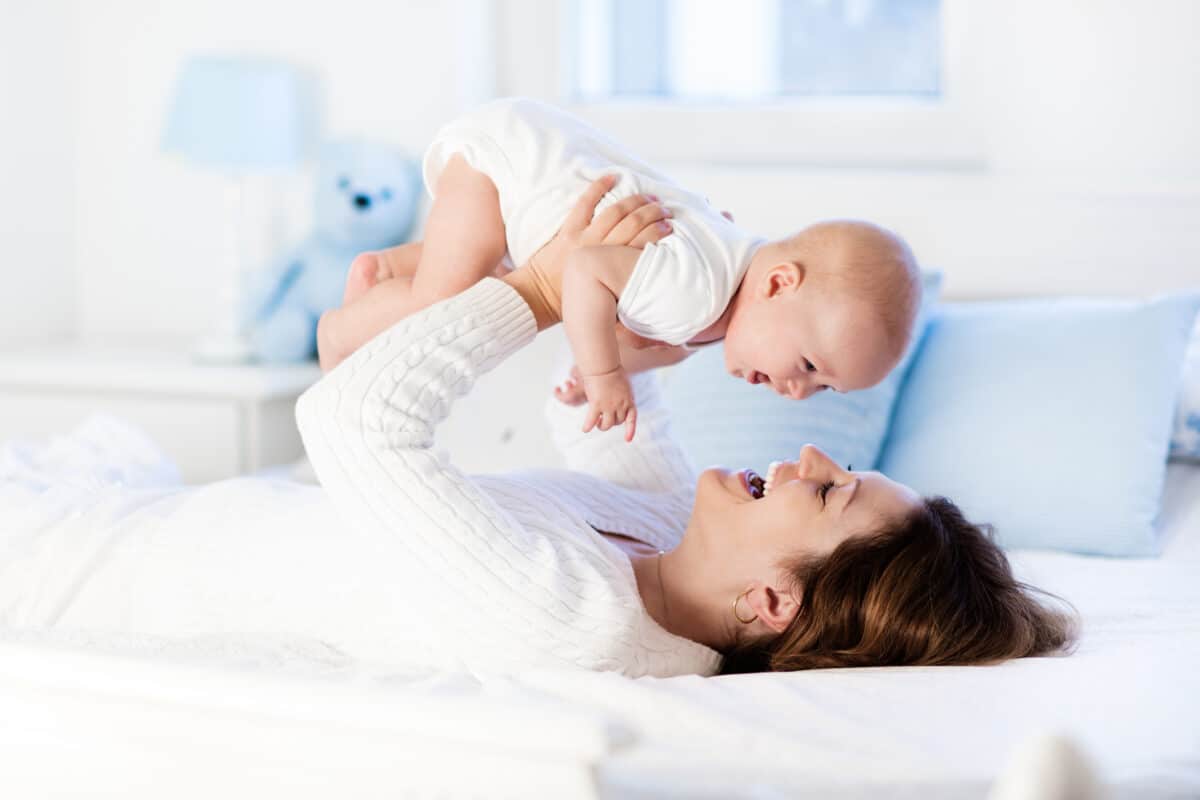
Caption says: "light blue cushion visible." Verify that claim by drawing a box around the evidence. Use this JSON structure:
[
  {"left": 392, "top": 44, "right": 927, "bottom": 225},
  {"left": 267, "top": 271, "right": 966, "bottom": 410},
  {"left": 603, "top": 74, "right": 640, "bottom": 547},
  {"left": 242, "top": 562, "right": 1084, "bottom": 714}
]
[
  {"left": 663, "top": 273, "right": 941, "bottom": 473},
  {"left": 878, "top": 293, "right": 1200, "bottom": 557},
  {"left": 1169, "top": 319, "right": 1200, "bottom": 461}
]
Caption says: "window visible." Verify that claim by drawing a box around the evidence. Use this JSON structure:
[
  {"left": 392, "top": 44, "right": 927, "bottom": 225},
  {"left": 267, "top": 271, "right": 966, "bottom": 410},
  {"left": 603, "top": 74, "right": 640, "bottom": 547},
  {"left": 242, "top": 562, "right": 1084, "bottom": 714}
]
[
  {"left": 570, "top": 0, "right": 942, "bottom": 102},
  {"left": 491, "top": 0, "right": 981, "bottom": 167}
]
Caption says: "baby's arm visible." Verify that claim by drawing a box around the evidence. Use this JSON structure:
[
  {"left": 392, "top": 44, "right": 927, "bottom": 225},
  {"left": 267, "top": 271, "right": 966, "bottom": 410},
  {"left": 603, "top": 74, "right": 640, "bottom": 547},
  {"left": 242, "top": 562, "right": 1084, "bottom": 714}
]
[
  {"left": 553, "top": 341, "right": 695, "bottom": 407},
  {"left": 561, "top": 245, "right": 642, "bottom": 441}
]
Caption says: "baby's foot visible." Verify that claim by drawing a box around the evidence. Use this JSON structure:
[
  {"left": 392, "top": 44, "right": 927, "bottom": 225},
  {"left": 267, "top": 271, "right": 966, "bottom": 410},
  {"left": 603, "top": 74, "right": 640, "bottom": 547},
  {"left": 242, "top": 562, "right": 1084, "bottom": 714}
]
[
  {"left": 342, "top": 252, "right": 383, "bottom": 306},
  {"left": 553, "top": 365, "right": 588, "bottom": 406},
  {"left": 316, "top": 309, "right": 350, "bottom": 372}
]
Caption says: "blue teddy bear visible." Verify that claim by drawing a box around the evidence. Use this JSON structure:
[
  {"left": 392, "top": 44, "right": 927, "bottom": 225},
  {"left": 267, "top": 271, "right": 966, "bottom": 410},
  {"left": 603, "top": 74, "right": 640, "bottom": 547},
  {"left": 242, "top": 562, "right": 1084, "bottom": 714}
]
[{"left": 244, "top": 141, "right": 420, "bottom": 362}]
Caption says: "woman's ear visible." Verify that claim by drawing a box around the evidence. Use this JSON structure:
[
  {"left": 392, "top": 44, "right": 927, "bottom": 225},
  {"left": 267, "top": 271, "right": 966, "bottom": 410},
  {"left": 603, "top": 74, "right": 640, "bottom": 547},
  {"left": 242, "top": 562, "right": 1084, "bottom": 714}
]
[
  {"left": 744, "top": 583, "right": 800, "bottom": 634},
  {"left": 760, "top": 261, "right": 805, "bottom": 299}
]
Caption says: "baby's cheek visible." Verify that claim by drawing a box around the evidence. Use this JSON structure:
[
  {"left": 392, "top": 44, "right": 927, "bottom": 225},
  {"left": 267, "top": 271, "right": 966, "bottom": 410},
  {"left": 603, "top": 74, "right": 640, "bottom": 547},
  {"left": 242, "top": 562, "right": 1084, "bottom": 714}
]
[{"left": 723, "top": 327, "right": 752, "bottom": 359}]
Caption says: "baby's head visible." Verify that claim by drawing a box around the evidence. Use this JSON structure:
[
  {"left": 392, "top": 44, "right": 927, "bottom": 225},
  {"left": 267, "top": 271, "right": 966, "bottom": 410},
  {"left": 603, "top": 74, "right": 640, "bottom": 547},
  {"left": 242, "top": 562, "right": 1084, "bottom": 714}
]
[{"left": 724, "top": 220, "right": 920, "bottom": 399}]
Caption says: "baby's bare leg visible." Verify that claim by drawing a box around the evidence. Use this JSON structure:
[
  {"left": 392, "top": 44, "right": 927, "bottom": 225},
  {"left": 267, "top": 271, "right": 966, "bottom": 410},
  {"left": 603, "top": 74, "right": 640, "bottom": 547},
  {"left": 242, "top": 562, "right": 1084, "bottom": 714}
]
[
  {"left": 322, "top": 155, "right": 507, "bottom": 370},
  {"left": 344, "top": 238, "right": 512, "bottom": 308},
  {"left": 410, "top": 154, "right": 507, "bottom": 304},
  {"left": 343, "top": 242, "right": 423, "bottom": 305},
  {"left": 319, "top": 278, "right": 424, "bottom": 371}
]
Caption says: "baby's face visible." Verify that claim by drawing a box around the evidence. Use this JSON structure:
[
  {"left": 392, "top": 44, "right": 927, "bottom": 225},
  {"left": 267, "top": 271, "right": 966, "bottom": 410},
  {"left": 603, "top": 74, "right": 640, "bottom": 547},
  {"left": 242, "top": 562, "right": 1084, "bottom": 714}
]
[{"left": 723, "top": 290, "right": 898, "bottom": 399}]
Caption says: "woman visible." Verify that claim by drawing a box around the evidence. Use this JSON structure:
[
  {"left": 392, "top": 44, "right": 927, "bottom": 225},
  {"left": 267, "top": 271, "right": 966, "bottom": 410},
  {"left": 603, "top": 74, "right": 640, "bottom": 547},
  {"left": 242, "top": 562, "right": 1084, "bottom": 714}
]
[
  {"left": 0, "top": 182, "right": 1073, "bottom": 677},
  {"left": 301, "top": 177, "right": 1075, "bottom": 676}
]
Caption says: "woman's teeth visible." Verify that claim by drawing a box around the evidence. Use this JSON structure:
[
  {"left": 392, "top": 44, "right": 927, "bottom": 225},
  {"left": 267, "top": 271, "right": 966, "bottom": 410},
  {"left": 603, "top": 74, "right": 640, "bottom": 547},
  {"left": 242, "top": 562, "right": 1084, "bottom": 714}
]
[{"left": 764, "top": 461, "right": 782, "bottom": 496}]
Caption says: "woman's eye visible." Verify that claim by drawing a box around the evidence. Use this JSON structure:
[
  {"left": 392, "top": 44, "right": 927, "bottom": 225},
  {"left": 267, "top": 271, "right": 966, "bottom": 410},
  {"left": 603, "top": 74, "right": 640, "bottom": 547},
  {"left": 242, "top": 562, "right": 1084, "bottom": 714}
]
[
  {"left": 804, "top": 359, "right": 817, "bottom": 373},
  {"left": 818, "top": 480, "right": 835, "bottom": 504}
]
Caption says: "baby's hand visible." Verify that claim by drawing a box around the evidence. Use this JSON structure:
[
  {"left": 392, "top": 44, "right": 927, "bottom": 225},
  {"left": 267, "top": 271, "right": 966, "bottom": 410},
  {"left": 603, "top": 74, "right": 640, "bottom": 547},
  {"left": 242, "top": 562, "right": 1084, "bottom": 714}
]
[
  {"left": 553, "top": 365, "right": 588, "bottom": 406},
  {"left": 580, "top": 367, "right": 638, "bottom": 442}
]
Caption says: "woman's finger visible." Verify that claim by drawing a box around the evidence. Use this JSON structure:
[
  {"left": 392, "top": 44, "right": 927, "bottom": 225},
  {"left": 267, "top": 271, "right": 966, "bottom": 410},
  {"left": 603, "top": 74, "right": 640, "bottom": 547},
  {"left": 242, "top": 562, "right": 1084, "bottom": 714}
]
[
  {"left": 583, "top": 193, "right": 660, "bottom": 245},
  {"left": 603, "top": 203, "right": 671, "bottom": 246},
  {"left": 563, "top": 175, "right": 618, "bottom": 234},
  {"left": 628, "top": 219, "right": 674, "bottom": 249}
]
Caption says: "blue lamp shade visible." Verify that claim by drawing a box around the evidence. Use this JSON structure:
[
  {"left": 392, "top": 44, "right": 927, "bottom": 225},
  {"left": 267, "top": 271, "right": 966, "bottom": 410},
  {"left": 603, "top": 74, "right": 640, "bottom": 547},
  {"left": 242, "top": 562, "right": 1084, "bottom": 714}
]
[{"left": 162, "top": 56, "right": 317, "bottom": 170}]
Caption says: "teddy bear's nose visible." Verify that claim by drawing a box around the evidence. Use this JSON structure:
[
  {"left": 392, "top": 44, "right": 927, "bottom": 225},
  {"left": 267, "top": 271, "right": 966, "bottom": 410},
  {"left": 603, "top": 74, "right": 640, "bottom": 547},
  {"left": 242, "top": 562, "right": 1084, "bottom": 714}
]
[{"left": 354, "top": 194, "right": 371, "bottom": 210}]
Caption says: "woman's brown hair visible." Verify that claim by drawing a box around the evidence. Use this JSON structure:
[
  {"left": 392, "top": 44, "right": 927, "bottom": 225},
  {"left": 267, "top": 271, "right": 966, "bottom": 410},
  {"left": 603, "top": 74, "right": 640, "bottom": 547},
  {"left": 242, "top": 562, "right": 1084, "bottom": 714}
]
[{"left": 721, "top": 497, "right": 1078, "bottom": 674}]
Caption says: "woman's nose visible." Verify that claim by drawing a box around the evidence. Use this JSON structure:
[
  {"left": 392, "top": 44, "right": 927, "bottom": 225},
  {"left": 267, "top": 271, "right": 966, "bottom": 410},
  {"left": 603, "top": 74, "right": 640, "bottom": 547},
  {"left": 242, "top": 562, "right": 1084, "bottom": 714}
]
[{"left": 795, "top": 444, "right": 844, "bottom": 480}]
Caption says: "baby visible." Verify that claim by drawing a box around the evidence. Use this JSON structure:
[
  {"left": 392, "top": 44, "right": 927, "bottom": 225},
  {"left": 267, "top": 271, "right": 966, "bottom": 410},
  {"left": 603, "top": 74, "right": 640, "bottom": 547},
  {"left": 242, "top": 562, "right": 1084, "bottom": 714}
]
[{"left": 320, "top": 98, "right": 921, "bottom": 440}]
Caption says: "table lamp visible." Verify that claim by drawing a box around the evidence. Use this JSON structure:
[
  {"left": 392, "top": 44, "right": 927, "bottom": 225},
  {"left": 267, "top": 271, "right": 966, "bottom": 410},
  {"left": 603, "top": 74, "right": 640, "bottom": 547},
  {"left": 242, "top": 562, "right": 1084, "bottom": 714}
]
[{"left": 162, "top": 56, "right": 317, "bottom": 362}]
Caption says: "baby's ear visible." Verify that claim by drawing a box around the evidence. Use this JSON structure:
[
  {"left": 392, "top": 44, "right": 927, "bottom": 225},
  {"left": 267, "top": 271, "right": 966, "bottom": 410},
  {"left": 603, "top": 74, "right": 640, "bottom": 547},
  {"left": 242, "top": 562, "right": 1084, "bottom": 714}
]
[{"left": 762, "top": 261, "right": 806, "bottom": 298}]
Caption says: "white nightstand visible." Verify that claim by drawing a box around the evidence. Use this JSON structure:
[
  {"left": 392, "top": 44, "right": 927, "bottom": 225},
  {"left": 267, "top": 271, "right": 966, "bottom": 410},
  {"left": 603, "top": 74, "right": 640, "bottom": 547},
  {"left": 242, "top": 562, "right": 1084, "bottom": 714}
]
[{"left": 0, "top": 346, "right": 322, "bottom": 483}]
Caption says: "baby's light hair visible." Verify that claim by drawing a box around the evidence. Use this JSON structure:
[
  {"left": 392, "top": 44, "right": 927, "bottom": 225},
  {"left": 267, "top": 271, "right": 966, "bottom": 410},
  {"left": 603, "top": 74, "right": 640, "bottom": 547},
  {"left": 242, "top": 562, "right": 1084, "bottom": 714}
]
[{"left": 782, "top": 220, "right": 921, "bottom": 360}]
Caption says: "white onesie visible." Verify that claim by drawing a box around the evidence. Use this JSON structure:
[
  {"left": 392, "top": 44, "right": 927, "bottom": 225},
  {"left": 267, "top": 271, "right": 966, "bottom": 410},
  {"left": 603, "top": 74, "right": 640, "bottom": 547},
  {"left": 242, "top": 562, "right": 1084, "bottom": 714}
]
[{"left": 423, "top": 98, "right": 764, "bottom": 346}]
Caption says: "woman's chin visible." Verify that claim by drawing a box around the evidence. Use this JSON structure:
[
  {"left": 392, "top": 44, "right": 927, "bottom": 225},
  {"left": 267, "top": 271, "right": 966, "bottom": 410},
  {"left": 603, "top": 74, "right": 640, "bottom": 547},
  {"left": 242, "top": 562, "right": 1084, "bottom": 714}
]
[{"left": 697, "top": 466, "right": 747, "bottom": 503}]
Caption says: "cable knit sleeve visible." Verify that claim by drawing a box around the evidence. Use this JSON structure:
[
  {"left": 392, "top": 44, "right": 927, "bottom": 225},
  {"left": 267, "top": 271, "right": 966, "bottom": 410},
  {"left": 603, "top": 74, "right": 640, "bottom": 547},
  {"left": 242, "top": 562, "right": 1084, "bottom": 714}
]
[
  {"left": 295, "top": 278, "right": 642, "bottom": 673},
  {"left": 543, "top": 357, "right": 697, "bottom": 495}
]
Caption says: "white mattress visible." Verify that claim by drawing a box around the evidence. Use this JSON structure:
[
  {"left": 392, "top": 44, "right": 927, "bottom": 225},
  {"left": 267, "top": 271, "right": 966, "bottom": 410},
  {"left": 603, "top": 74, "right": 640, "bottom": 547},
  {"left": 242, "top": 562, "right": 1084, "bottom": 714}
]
[{"left": 2, "top": 462, "right": 1198, "bottom": 800}]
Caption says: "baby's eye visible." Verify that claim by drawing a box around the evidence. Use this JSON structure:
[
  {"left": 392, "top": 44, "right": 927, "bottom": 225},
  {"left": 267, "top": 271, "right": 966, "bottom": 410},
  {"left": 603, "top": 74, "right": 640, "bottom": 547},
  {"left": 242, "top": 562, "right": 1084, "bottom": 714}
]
[{"left": 803, "top": 359, "right": 817, "bottom": 373}]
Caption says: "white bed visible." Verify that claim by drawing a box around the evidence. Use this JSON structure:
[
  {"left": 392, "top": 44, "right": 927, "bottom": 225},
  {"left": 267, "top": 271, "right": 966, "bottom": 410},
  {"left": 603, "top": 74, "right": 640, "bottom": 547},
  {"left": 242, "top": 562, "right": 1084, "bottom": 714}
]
[{"left": 1, "top": 455, "right": 1196, "bottom": 799}]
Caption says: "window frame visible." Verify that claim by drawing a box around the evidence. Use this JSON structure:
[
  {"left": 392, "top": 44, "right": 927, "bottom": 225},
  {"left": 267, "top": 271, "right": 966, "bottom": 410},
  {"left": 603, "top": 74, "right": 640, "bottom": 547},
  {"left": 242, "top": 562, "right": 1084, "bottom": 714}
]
[{"left": 491, "top": 0, "right": 984, "bottom": 168}]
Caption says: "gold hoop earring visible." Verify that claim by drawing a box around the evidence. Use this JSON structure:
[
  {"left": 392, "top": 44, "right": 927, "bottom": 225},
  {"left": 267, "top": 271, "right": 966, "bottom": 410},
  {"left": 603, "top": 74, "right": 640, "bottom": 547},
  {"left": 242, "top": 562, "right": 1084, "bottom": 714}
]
[{"left": 733, "top": 589, "right": 758, "bottom": 625}]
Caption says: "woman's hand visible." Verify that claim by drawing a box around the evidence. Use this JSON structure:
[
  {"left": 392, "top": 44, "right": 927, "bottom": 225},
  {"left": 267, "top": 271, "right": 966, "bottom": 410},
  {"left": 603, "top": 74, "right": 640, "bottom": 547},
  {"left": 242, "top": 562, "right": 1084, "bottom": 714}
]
[{"left": 505, "top": 176, "right": 672, "bottom": 331}]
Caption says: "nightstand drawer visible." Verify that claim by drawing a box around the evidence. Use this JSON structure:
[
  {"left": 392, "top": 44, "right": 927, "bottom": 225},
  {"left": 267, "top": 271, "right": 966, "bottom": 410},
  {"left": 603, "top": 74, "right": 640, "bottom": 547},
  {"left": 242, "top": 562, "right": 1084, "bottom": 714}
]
[
  {"left": 0, "top": 347, "right": 320, "bottom": 484},
  {"left": 0, "top": 390, "right": 246, "bottom": 482}
]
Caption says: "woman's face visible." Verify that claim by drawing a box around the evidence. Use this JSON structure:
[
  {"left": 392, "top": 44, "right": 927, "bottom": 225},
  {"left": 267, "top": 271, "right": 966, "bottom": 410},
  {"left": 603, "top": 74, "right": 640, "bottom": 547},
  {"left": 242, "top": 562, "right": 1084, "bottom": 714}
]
[{"left": 689, "top": 444, "right": 921, "bottom": 621}]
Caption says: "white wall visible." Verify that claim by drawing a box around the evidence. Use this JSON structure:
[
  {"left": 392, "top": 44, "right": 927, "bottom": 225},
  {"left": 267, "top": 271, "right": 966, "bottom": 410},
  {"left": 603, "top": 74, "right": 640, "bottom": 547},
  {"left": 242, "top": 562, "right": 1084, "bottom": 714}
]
[
  {"left": 72, "top": 0, "right": 489, "bottom": 346},
  {"left": 65, "top": 0, "right": 1200, "bottom": 351},
  {"left": 0, "top": 0, "right": 78, "bottom": 347},
  {"left": 658, "top": 0, "right": 1200, "bottom": 300}
]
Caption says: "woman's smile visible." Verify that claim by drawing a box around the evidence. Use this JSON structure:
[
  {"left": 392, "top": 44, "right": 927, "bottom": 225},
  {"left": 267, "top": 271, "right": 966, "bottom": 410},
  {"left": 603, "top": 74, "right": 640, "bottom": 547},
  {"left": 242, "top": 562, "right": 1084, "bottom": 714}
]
[{"left": 738, "top": 468, "right": 767, "bottom": 500}]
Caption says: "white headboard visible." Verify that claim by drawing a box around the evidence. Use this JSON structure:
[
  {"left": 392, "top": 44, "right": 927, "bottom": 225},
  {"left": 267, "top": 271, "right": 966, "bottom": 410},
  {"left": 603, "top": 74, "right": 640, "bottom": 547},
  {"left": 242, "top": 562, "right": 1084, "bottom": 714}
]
[{"left": 667, "top": 165, "right": 1200, "bottom": 301}]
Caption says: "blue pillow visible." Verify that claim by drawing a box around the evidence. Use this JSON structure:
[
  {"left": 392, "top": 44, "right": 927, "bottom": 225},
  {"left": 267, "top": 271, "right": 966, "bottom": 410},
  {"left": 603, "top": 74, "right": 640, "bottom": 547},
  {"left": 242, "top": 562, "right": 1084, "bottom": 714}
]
[
  {"left": 878, "top": 294, "right": 1200, "bottom": 557},
  {"left": 663, "top": 273, "right": 941, "bottom": 473}
]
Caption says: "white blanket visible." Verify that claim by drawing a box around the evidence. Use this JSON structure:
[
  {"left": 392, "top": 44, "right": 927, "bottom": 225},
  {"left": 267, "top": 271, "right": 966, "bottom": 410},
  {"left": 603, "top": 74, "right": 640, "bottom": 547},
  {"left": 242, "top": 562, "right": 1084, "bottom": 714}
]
[{"left": 1, "top": 418, "right": 1197, "bottom": 799}]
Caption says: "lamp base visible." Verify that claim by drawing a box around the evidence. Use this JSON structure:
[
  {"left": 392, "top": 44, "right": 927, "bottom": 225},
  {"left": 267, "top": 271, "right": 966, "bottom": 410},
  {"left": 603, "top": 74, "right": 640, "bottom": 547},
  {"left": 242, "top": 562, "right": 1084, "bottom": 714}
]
[{"left": 192, "top": 330, "right": 254, "bottom": 364}]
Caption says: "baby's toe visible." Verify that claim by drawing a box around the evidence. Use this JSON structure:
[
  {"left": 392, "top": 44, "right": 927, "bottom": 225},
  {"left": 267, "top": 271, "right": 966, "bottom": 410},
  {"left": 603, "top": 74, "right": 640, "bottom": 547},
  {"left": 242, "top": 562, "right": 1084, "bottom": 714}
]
[{"left": 342, "top": 252, "right": 382, "bottom": 305}]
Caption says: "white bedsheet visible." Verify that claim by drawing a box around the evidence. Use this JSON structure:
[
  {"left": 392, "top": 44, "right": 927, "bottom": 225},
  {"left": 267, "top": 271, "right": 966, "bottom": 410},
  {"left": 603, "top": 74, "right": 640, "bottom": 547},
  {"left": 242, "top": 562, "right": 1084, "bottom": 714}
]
[{"left": 1, "top": 421, "right": 1197, "bottom": 799}]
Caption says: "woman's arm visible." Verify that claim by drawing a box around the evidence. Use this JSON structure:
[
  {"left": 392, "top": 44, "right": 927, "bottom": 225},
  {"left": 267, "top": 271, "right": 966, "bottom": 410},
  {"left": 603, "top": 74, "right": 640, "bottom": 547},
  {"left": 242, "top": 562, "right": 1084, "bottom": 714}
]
[
  {"left": 295, "top": 180, "right": 677, "bottom": 671},
  {"left": 507, "top": 177, "right": 673, "bottom": 331},
  {"left": 297, "top": 278, "right": 636, "bottom": 670}
]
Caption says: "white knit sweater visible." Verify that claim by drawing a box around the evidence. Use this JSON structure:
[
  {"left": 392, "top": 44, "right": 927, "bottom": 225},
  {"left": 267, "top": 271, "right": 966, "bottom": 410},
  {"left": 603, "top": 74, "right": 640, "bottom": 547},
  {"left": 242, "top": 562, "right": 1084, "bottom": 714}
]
[{"left": 296, "top": 278, "right": 722, "bottom": 677}]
